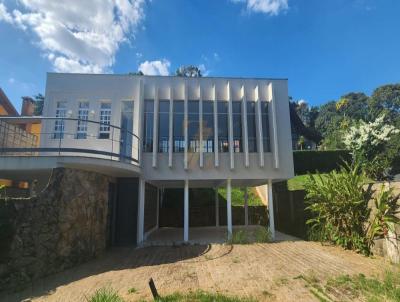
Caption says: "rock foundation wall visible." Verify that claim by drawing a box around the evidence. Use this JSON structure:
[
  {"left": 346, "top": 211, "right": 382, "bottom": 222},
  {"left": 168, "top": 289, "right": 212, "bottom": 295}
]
[{"left": 0, "top": 168, "right": 114, "bottom": 291}]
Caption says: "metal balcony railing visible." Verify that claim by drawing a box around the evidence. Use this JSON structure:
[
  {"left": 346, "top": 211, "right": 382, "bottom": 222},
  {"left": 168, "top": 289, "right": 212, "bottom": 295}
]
[{"left": 0, "top": 117, "right": 140, "bottom": 165}]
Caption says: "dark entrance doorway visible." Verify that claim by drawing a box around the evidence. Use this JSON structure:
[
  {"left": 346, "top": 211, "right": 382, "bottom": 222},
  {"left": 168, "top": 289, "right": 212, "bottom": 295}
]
[{"left": 113, "top": 177, "right": 139, "bottom": 246}]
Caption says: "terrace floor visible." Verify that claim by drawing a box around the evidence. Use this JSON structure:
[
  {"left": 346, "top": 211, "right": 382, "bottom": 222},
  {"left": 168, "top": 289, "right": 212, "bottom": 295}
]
[
  {"left": 144, "top": 226, "right": 298, "bottom": 246},
  {"left": 2, "top": 238, "right": 395, "bottom": 302}
]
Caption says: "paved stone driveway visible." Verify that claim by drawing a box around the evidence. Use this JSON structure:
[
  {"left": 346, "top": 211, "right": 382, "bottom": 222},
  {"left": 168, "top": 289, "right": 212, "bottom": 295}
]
[{"left": 2, "top": 241, "right": 394, "bottom": 302}]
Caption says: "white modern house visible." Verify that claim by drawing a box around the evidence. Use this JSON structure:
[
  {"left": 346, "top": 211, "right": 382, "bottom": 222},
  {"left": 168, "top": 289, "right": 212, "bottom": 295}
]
[{"left": 0, "top": 73, "right": 294, "bottom": 246}]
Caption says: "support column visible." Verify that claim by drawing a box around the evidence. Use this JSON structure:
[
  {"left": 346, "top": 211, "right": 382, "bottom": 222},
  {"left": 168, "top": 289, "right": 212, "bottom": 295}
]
[
  {"left": 215, "top": 188, "right": 219, "bottom": 227},
  {"left": 137, "top": 178, "right": 145, "bottom": 245},
  {"left": 184, "top": 179, "right": 189, "bottom": 242},
  {"left": 267, "top": 179, "right": 275, "bottom": 240},
  {"left": 227, "top": 179, "right": 232, "bottom": 237},
  {"left": 244, "top": 187, "right": 248, "bottom": 226}
]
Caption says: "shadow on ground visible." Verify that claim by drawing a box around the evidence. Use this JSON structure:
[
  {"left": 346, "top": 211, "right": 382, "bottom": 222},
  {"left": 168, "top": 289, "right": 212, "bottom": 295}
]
[{"left": 1, "top": 244, "right": 234, "bottom": 302}]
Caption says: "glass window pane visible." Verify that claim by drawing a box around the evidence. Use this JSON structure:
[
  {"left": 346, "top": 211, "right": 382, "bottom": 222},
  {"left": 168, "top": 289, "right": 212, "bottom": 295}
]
[
  {"left": 247, "top": 101, "right": 257, "bottom": 152},
  {"left": 217, "top": 101, "right": 229, "bottom": 152},
  {"left": 158, "top": 100, "right": 169, "bottom": 153},
  {"left": 173, "top": 100, "right": 184, "bottom": 152},
  {"left": 188, "top": 100, "right": 199, "bottom": 152},
  {"left": 76, "top": 102, "right": 89, "bottom": 139},
  {"left": 261, "top": 102, "right": 270, "bottom": 152},
  {"left": 232, "top": 101, "right": 242, "bottom": 152},
  {"left": 53, "top": 101, "right": 66, "bottom": 139},
  {"left": 143, "top": 99, "right": 154, "bottom": 152},
  {"left": 202, "top": 100, "right": 214, "bottom": 152}
]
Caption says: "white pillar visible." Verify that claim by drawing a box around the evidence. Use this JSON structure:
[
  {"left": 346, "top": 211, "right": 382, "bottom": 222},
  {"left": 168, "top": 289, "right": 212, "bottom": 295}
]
[
  {"left": 199, "top": 85, "right": 204, "bottom": 168},
  {"left": 137, "top": 178, "right": 145, "bottom": 245},
  {"left": 215, "top": 188, "right": 219, "bottom": 227},
  {"left": 255, "top": 85, "right": 264, "bottom": 167},
  {"left": 227, "top": 82, "right": 234, "bottom": 170},
  {"left": 227, "top": 179, "right": 232, "bottom": 237},
  {"left": 184, "top": 82, "right": 188, "bottom": 170},
  {"left": 242, "top": 86, "right": 249, "bottom": 167},
  {"left": 168, "top": 87, "right": 173, "bottom": 168},
  {"left": 268, "top": 83, "right": 279, "bottom": 169},
  {"left": 244, "top": 187, "right": 248, "bottom": 226},
  {"left": 184, "top": 179, "right": 189, "bottom": 242},
  {"left": 152, "top": 87, "right": 159, "bottom": 168},
  {"left": 213, "top": 85, "right": 219, "bottom": 167},
  {"left": 267, "top": 179, "right": 275, "bottom": 240}
]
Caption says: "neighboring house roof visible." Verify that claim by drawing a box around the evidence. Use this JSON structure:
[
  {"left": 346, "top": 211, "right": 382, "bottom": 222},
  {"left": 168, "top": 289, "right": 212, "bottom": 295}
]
[
  {"left": 289, "top": 103, "right": 323, "bottom": 143},
  {"left": 0, "top": 88, "right": 19, "bottom": 116}
]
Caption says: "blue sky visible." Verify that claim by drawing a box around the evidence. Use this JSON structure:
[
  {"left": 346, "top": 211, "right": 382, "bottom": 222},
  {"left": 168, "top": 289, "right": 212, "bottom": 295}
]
[{"left": 1, "top": 0, "right": 400, "bottom": 112}]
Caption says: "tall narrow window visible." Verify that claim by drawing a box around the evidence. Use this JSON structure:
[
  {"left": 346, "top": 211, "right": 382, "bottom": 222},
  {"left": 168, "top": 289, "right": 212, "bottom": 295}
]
[
  {"left": 202, "top": 101, "right": 214, "bottom": 152},
  {"left": 173, "top": 100, "right": 184, "bottom": 152},
  {"left": 188, "top": 100, "right": 199, "bottom": 152},
  {"left": 76, "top": 102, "right": 89, "bottom": 139},
  {"left": 261, "top": 101, "right": 271, "bottom": 152},
  {"left": 143, "top": 99, "right": 154, "bottom": 152},
  {"left": 232, "top": 101, "right": 242, "bottom": 152},
  {"left": 217, "top": 101, "right": 229, "bottom": 152},
  {"left": 120, "top": 101, "right": 134, "bottom": 158},
  {"left": 99, "top": 103, "right": 111, "bottom": 139},
  {"left": 53, "top": 101, "right": 66, "bottom": 139},
  {"left": 247, "top": 101, "right": 257, "bottom": 152},
  {"left": 158, "top": 100, "right": 169, "bottom": 153}
]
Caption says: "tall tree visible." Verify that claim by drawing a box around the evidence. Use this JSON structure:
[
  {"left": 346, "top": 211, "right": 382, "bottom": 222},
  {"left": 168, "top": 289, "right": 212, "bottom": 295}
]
[
  {"left": 33, "top": 93, "right": 44, "bottom": 116},
  {"left": 369, "top": 84, "right": 400, "bottom": 124},
  {"left": 176, "top": 65, "right": 202, "bottom": 77}
]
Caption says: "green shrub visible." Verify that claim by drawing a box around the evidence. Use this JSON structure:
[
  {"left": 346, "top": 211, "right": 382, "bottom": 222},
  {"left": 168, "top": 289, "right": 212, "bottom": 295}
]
[
  {"left": 305, "top": 161, "right": 400, "bottom": 255},
  {"left": 293, "top": 150, "right": 351, "bottom": 175},
  {"left": 228, "top": 227, "right": 272, "bottom": 244},
  {"left": 229, "top": 230, "right": 249, "bottom": 244},
  {"left": 86, "top": 288, "right": 124, "bottom": 302},
  {"left": 254, "top": 226, "right": 272, "bottom": 243},
  {"left": 367, "top": 185, "right": 400, "bottom": 244},
  {"left": 305, "top": 162, "right": 373, "bottom": 255}
]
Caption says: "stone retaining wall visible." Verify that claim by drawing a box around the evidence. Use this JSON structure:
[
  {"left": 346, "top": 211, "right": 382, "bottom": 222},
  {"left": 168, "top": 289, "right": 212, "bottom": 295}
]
[{"left": 0, "top": 168, "right": 114, "bottom": 292}]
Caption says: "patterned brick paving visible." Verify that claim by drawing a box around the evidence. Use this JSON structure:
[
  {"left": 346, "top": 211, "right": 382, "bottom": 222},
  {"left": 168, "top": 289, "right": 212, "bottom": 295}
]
[{"left": 1, "top": 241, "right": 394, "bottom": 302}]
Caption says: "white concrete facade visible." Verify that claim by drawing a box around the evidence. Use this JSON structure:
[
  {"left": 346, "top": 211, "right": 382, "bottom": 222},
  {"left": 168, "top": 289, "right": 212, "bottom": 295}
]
[{"left": 41, "top": 73, "right": 294, "bottom": 243}]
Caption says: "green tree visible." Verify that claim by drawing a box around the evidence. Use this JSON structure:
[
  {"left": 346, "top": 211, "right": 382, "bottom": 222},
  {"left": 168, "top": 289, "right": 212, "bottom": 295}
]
[
  {"left": 176, "top": 65, "right": 202, "bottom": 77},
  {"left": 33, "top": 93, "right": 44, "bottom": 116},
  {"left": 369, "top": 84, "right": 400, "bottom": 124}
]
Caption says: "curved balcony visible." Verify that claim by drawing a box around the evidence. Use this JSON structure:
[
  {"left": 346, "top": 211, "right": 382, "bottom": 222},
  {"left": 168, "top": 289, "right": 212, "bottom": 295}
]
[{"left": 0, "top": 116, "right": 140, "bottom": 166}]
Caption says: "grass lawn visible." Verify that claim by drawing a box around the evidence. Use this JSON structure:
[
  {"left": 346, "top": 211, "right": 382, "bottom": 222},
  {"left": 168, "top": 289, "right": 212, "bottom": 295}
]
[
  {"left": 297, "top": 270, "right": 400, "bottom": 302},
  {"left": 218, "top": 187, "right": 264, "bottom": 206},
  {"left": 287, "top": 174, "right": 314, "bottom": 191},
  {"left": 87, "top": 288, "right": 255, "bottom": 302}
]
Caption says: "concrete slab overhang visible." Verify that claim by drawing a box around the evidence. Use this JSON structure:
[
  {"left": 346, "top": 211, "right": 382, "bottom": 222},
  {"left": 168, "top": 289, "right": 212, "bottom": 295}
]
[{"left": 0, "top": 155, "right": 142, "bottom": 178}]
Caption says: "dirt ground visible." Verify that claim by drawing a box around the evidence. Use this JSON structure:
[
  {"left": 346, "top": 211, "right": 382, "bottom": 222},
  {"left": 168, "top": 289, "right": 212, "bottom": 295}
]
[{"left": 1, "top": 241, "right": 396, "bottom": 302}]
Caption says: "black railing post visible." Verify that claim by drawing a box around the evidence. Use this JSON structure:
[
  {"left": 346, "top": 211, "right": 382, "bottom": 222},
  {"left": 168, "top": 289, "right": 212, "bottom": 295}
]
[
  {"left": 58, "top": 120, "right": 62, "bottom": 156},
  {"left": 111, "top": 126, "right": 114, "bottom": 161}
]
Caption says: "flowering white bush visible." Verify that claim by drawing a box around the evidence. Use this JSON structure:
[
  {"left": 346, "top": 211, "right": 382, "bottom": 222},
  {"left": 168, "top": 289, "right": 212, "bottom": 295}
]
[
  {"left": 344, "top": 115, "right": 399, "bottom": 179},
  {"left": 344, "top": 115, "right": 399, "bottom": 155}
]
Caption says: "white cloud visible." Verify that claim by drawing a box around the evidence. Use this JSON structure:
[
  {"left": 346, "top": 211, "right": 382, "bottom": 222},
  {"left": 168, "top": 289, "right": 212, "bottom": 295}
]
[
  {"left": 138, "top": 59, "right": 170, "bottom": 76},
  {"left": 8, "top": 77, "right": 15, "bottom": 84},
  {"left": 0, "top": 3, "right": 12, "bottom": 23},
  {"left": 231, "top": 0, "right": 288, "bottom": 15},
  {"left": 0, "top": 0, "right": 145, "bottom": 73},
  {"left": 198, "top": 64, "right": 210, "bottom": 76}
]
